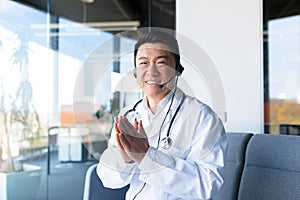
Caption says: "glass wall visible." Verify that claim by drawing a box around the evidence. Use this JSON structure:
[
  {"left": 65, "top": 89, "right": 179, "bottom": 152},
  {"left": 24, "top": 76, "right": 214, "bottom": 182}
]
[
  {"left": 0, "top": 1, "right": 50, "bottom": 199},
  {"left": 0, "top": 1, "right": 132, "bottom": 199},
  {"left": 0, "top": 0, "right": 175, "bottom": 199},
  {"left": 264, "top": 0, "right": 300, "bottom": 134}
]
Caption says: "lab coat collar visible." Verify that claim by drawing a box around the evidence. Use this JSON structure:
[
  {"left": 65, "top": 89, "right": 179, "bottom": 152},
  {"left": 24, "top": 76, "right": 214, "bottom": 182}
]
[{"left": 141, "top": 87, "right": 185, "bottom": 115}]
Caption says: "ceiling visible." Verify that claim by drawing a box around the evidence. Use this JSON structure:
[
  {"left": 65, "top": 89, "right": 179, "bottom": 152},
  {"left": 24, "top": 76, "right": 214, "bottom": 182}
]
[
  {"left": 14, "top": 0, "right": 176, "bottom": 32},
  {"left": 13, "top": 0, "right": 300, "bottom": 32},
  {"left": 265, "top": 0, "right": 300, "bottom": 20}
]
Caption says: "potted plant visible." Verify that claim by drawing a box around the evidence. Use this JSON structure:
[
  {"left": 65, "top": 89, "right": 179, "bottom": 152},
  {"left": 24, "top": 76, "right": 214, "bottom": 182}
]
[{"left": 0, "top": 35, "right": 43, "bottom": 200}]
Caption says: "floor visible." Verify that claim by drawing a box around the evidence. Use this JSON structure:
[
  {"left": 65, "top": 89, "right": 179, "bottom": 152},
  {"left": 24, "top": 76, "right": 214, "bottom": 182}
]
[{"left": 24, "top": 150, "right": 98, "bottom": 200}]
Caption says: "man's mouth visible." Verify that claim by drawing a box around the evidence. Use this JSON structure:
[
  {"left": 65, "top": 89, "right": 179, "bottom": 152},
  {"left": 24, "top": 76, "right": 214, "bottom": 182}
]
[{"left": 145, "top": 80, "right": 161, "bottom": 86}]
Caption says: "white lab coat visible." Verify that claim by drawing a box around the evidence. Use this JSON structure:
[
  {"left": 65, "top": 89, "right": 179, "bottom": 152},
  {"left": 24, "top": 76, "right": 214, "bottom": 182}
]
[{"left": 97, "top": 88, "right": 227, "bottom": 200}]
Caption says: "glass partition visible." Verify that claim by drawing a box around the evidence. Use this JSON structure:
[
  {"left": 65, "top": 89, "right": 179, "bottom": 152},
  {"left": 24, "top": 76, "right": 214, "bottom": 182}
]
[
  {"left": 264, "top": 1, "right": 300, "bottom": 134},
  {"left": 0, "top": 0, "right": 176, "bottom": 198},
  {"left": 0, "top": 0, "right": 141, "bottom": 198},
  {"left": 0, "top": 1, "right": 49, "bottom": 199}
]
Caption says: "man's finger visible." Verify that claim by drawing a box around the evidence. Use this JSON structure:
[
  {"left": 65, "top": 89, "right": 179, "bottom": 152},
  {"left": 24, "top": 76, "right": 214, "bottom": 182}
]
[
  {"left": 118, "top": 117, "right": 139, "bottom": 137},
  {"left": 119, "top": 133, "right": 131, "bottom": 150},
  {"left": 138, "top": 120, "right": 147, "bottom": 137},
  {"left": 114, "top": 117, "right": 121, "bottom": 134},
  {"left": 134, "top": 120, "right": 138, "bottom": 130},
  {"left": 115, "top": 133, "right": 124, "bottom": 150}
]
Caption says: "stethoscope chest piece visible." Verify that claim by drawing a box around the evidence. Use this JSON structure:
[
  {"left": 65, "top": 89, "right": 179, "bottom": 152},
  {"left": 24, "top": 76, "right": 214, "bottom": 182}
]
[{"left": 160, "top": 136, "right": 172, "bottom": 149}]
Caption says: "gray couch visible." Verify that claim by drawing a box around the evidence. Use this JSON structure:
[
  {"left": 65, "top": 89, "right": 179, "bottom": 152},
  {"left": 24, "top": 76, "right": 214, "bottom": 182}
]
[{"left": 84, "top": 133, "right": 300, "bottom": 200}]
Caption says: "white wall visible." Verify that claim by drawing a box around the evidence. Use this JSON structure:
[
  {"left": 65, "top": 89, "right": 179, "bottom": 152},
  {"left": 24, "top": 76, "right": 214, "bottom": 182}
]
[{"left": 176, "top": 0, "right": 263, "bottom": 132}]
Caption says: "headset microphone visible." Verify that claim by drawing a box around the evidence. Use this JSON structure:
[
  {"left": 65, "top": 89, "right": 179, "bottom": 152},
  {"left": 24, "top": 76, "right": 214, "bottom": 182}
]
[{"left": 158, "top": 75, "right": 177, "bottom": 89}]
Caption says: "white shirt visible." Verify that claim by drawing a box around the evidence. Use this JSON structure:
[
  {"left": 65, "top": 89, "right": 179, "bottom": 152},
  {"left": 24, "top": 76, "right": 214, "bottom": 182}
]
[{"left": 97, "top": 88, "right": 227, "bottom": 200}]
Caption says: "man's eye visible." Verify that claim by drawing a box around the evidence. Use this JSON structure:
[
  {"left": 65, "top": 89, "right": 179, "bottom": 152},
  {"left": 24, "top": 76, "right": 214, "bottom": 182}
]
[
  {"left": 157, "top": 61, "right": 167, "bottom": 66},
  {"left": 139, "top": 62, "right": 148, "bottom": 66}
]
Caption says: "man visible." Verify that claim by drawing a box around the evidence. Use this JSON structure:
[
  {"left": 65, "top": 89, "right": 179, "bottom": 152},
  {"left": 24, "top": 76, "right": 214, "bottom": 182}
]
[{"left": 98, "top": 30, "right": 227, "bottom": 199}]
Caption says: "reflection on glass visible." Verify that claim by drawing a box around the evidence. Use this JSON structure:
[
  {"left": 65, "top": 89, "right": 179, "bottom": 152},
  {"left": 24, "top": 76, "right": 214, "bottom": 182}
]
[{"left": 267, "top": 15, "right": 300, "bottom": 133}]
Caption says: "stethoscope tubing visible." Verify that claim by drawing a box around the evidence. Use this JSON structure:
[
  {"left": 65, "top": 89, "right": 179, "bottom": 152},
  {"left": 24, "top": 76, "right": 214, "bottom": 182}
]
[{"left": 124, "top": 99, "right": 143, "bottom": 119}]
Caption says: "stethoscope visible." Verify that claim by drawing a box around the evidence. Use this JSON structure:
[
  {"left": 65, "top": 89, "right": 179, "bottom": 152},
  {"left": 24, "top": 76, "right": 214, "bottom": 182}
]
[{"left": 123, "top": 88, "right": 185, "bottom": 149}]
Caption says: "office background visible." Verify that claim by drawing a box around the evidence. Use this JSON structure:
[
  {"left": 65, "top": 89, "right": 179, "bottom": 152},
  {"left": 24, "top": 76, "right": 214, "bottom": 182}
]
[{"left": 0, "top": 0, "right": 299, "bottom": 199}]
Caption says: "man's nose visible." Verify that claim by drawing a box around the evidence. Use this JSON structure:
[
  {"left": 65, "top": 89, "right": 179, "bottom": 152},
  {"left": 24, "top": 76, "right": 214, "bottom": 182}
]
[{"left": 148, "top": 62, "right": 158, "bottom": 73}]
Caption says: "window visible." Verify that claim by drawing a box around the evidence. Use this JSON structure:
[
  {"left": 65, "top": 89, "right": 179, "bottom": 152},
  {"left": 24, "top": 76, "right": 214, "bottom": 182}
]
[{"left": 264, "top": 1, "right": 300, "bottom": 134}]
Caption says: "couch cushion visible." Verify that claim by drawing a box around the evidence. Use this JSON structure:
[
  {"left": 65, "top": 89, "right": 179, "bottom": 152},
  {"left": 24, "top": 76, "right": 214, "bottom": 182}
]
[
  {"left": 238, "top": 134, "right": 300, "bottom": 200},
  {"left": 213, "top": 132, "right": 253, "bottom": 200},
  {"left": 83, "top": 164, "right": 129, "bottom": 200}
]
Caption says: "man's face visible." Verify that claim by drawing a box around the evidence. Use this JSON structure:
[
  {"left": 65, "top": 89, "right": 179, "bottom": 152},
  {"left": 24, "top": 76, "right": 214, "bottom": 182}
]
[{"left": 135, "top": 42, "right": 177, "bottom": 100}]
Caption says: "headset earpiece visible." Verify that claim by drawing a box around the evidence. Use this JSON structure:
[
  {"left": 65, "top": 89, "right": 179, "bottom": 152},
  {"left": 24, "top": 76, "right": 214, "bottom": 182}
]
[
  {"left": 133, "top": 68, "right": 137, "bottom": 78},
  {"left": 176, "top": 64, "right": 184, "bottom": 76}
]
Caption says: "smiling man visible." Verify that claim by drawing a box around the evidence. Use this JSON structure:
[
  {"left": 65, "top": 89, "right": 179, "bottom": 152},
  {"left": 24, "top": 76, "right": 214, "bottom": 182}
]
[{"left": 97, "top": 30, "right": 227, "bottom": 200}]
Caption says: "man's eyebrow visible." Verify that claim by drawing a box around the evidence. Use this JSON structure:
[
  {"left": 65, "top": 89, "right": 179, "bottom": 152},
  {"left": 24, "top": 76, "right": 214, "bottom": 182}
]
[
  {"left": 137, "top": 56, "right": 148, "bottom": 60},
  {"left": 156, "top": 55, "right": 169, "bottom": 60},
  {"left": 137, "top": 55, "right": 169, "bottom": 60}
]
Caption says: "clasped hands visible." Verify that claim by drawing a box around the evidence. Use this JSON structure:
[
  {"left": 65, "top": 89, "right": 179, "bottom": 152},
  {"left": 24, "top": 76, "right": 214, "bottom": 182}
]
[{"left": 115, "top": 116, "right": 149, "bottom": 164}]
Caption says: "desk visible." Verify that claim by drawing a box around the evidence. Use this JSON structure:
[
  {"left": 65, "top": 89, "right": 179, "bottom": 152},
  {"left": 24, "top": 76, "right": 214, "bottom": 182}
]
[
  {"left": 57, "top": 133, "right": 107, "bottom": 162},
  {"left": 47, "top": 119, "right": 111, "bottom": 173}
]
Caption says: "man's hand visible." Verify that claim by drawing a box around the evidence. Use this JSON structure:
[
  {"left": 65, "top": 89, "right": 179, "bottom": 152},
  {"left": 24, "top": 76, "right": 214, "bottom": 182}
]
[
  {"left": 114, "top": 117, "right": 134, "bottom": 163},
  {"left": 116, "top": 116, "right": 149, "bottom": 164}
]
